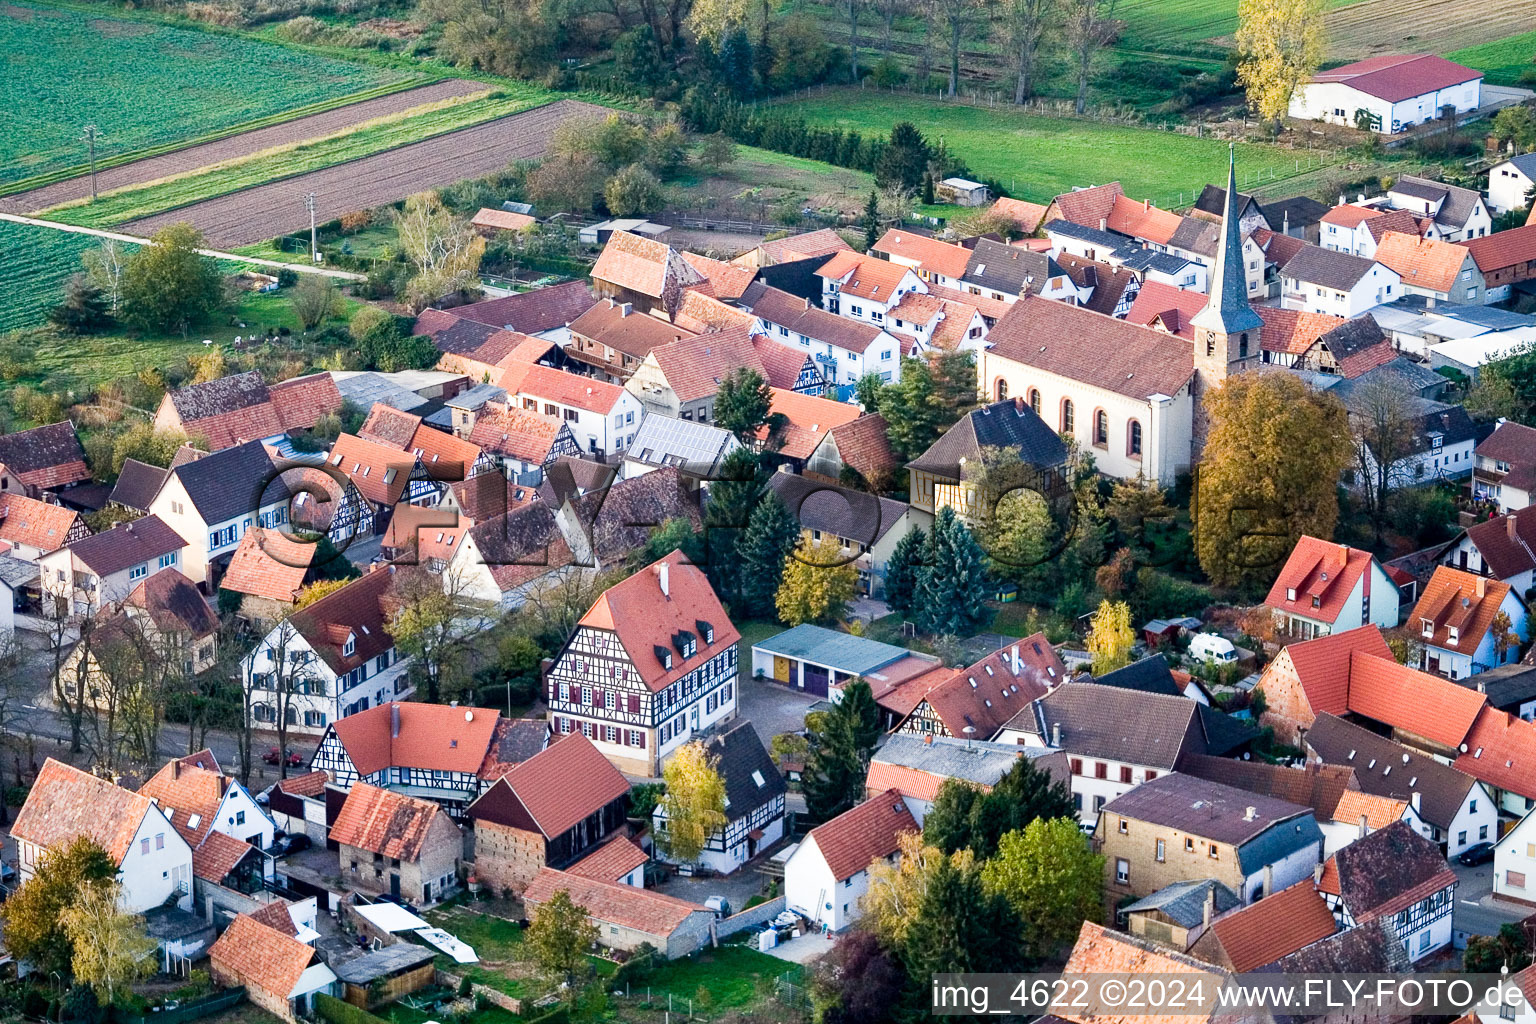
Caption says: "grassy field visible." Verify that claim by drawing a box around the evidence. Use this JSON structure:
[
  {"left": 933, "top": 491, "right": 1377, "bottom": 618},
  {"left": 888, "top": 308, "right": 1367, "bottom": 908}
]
[
  {"left": 38, "top": 87, "right": 552, "bottom": 228},
  {"left": 635, "top": 945, "right": 800, "bottom": 1010},
  {"left": 1448, "top": 31, "right": 1536, "bottom": 84},
  {"left": 0, "top": 220, "right": 138, "bottom": 332},
  {"left": 774, "top": 89, "right": 1294, "bottom": 205},
  {"left": 0, "top": 1, "right": 405, "bottom": 186}
]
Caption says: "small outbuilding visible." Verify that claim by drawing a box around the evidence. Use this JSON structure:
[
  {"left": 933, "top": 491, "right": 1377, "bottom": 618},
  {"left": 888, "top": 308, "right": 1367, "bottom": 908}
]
[{"left": 332, "top": 943, "right": 438, "bottom": 1009}]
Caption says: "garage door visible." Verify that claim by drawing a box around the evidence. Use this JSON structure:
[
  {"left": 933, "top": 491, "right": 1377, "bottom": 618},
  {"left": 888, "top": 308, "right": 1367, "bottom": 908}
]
[
  {"left": 803, "top": 664, "right": 829, "bottom": 697},
  {"left": 774, "top": 656, "right": 791, "bottom": 683}
]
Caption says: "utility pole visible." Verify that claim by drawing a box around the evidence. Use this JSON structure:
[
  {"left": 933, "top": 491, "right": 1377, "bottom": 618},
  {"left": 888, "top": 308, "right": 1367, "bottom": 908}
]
[
  {"left": 305, "top": 192, "right": 318, "bottom": 263},
  {"left": 82, "top": 125, "right": 101, "bottom": 201}
]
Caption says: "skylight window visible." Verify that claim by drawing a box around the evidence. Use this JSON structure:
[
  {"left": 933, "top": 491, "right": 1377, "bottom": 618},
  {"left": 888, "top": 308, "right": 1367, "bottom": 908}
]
[{"left": 751, "top": 770, "right": 765, "bottom": 788}]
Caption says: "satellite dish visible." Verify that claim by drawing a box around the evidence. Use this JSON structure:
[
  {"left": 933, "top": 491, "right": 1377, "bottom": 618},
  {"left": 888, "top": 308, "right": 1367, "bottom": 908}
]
[{"left": 465, "top": 710, "right": 474, "bottom": 722}]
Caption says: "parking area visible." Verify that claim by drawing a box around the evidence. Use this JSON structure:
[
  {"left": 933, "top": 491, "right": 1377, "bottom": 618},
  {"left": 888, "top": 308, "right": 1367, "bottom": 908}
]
[
  {"left": 1452, "top": 857, "right": 1530, "bottom": 938},
  {"left": 653, "top": 865, "right": 775, "bottom": 912},
  {"left": 736, "top": 672, "right": 819, "bottom": 748}
]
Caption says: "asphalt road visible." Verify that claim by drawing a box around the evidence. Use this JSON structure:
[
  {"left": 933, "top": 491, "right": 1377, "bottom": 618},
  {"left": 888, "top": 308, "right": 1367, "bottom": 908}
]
[{"left": 1453, "top": 857, "right": 1530, "bottom": 938}]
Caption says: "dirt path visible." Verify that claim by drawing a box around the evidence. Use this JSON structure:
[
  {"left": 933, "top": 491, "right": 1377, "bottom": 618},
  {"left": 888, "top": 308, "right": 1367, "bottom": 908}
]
[
  {"left": 0, "top": 79, "right": 488, "bottom": 216},
  {"left": 120, "top": 99, "right": 607, "bottom": 249}
]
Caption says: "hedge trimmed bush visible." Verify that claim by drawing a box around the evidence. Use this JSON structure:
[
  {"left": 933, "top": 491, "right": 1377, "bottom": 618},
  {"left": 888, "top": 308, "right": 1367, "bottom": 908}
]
[{"left": 314, "top": 993, "right": 390, "bottom": 1024}]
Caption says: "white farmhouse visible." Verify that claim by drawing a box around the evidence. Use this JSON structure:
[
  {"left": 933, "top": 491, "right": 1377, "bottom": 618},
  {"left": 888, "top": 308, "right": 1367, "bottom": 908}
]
[
  {"left": 501, "top": 364, "right": 646, "bottom": 459},
  {"left": 13, "top": 758, "right": 193, "bottom": 913},
  {"left": 783, "top": 790, "right": 917, "bottom": 932},
  {"left": 37, "top": 515, "right": 188, "bottom": 617},
  {"left": 147, "top": 440, "right": 291, "bottom": 587},
  {"left": 1263, "top": 536, "right": 1401, "bottom": 640},
  {"left": 1280, "top": 247, "right": 1402, "bottom": 317},
  {"left": 1409, "top": 566, "right": 1530, "bottom": 680},
  {"left": 1288, "top": 54, "right": 1482, "bottom": 134},
  {"left": 743, "top": 282, "right": 906, "bottom": 387},
  {"left": 816, "top": 251, "right": 927, "bottom": 330},
  {"left": 1488, "top": 154, "right": 1536, "bottom": 216}
]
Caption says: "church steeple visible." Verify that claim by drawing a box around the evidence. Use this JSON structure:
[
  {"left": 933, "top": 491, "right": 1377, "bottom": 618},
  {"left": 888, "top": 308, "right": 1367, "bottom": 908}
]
[{"left": 1190, "top": 144, "right": 1263, "bottom": 336}]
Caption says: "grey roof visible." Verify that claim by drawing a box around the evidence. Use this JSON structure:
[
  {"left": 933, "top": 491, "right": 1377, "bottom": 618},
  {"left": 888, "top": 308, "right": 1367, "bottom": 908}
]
[
  {"left": 1262, "top": 919, "right": 1409, "bottom": 983},
  {"left": 1123, "top": 878, "right": 1242, "bottom": 928},
  {"left": 1392, "top": 295, "right": 1536, "bottom": 330},
  {"left": 1094, "top": 655, "right": 1183, "bottom": 697},
  {"left": 330, "top": 942, "right": 437, "bottom": 984},
  {"left": 1198, "top": 706, "right": 1263, "bottom": 757},
  {"left": 1011, "top": 682, "right": 1204, "bottom": 770},
  {"left": 170, "top": 440, "right": 288, "bottom": 526},
  {"left": 1337, "top": 393, "right": 1477, "bottom": 455},
  {"left": 67, "top": 515, "right": 187, "bottom": 576},
  {"left": 0, "top": 554, "right": 40, "bottom": 590},
  {"left": 961, "top": 238, "right": 1063, "bottom": 296},
  {"left": 166, "top": 370, "right": 268, "bottom": 422},
  {"left": 445, "top": 384, "right": 507, "bottom": 411},
  {"left": 704, "top": 721, "right": 785, "bottom": 823},
  {"left": 1102, "top": 773, "right": 1321, "bottom": 872},
  {"left": 1343, "top": 355, "right": 1447, "bottom": 397},
  {"left": 906, "top": 398, "right": 1067, "bottom": 477},
  {"left": 767, "top": 473, "right": 912, "bottom": 550},
  {"left": 1393, "top": 175, "right": 1482, "bottom": 230},
  {"left": 1169, "top": 216, "right": 1220, "bottom": 258},
  {"left": 1502, "top": 153, "right": 1536, "bottom": 179},
  {"left": 1281, "top": 246, "right": 1381, "bottom": 290},
  {"left": 1193, "top": 185, "right": 1262, "bottom": 221},
  {"left": 1317, "top": 314, "right": 1386, "bottom": 361},
  {"left": 108, "top": 459, "right": 168, "bottom": 513},
  {"left": 1454, "top": 662, "right": 1536, "bottom": 714},
  {"left": 141, "top": 905, "right": 216, "bottom": 943},
  {"left": 1259, "top": 196, "right": 1330, "bottom": 233},
  {"left": 1303, "top": 712, "right": 1475, "bottom": 831},
  {"left": 625, "top": 415, "right": 741, "bottom": 477},
  {"left": 1118, "top": 248, "right": 1193, "bottom": 276},
  {"left": 752, "top": 623, "right": 911, "bottom": 675},
  {"left": 1043, "top": 219, "right": 1123, "bottom": 249},
  {"left": 489, "top": 718, "right": 550, "bottom": 765},
  {"left": 874, "top": 733, "right": 1048, "bottom": 790},
  {"left": 331, "top": 372, "right": 431, "bottom": 413}
]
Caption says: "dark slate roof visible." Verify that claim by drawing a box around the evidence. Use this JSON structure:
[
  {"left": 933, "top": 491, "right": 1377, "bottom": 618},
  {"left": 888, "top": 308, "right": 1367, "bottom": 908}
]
[
  {"left": 1103, "top": 774, "right": 1321, "bottom": 872},
  {"left": 487, "top": 717, "right": 550, "bottom": 767},
  {"left": 767, "top": 474, "right": 910, "bottom": 549},
  {"left": 1281, "top": 246, "right": 1381, "bottom": 289},
  {"left": 1317, "top": 315, "right": 1387, "bottom": 361},
  {"left": 961, "top": 238, "right": 1063, "bottom": 296},
  {"left": 167, "top": 371, "right": 269, "bottom": 420},
  {"left": 1303, "top": 712, "right": 1475, "bottom": 831},
  {"left": 109, "top": 459, "right": 169, "bottom": 512},
  {"left": 1043, "top": 219, "right": 1123, "bottom": 249},
  {"left": 1123, "top": 878, "right": 1242, "bottom": 928},
  {"left": 1168, "top": 216, "right": 1220, "bottom": 257},
  {"left": 1118, "top": 248, "right": 1193, "bottom": 276},
  {"left": 703, "top": 722, "right": 785, "bottom": 824},
  {"left": 1193, "top": 185, "right": 1262, "bottom": 222},
  {"left": 1393, "top": 176, "right": 1483, "bottom": 230},
  {"left": 424, "top": 317, "right": 499, "bottom": 356},
  {"left": 1197, "top": 705, "right": 1263, "bottom": 757},
  {"left": 0, "top": 421, "right": 88, "bottom": 483},
  {"left": 1453, "top": 663, "right": 1536, "bottom": 714},
  {"left": 67, "top": 515, "right": 187, "bottom": 576},
  {"left": 1009, "top": 683, "right": 1204, "bottom": 770},
  {"left": 1260, "top": 196, "right": 1330, "bottom": 233},
  {"left": 170, "top": 440, "right": 288, "bottom": 525},
  {"left": 906, "top": 398, "right": 1067, "bottom": 477},
  {"left": 1093, "top": 655, "right": 1183, "bottom": 697},
  {"left": 446, "top": 280, "right": 596, "bottom": 335},
  {"left": 330, "top": 942, "right": 437, "bottom": 984},
  {"left": 1262, "top": 919, "right": 1409, "bottom": 980},
  {"left": 1328, "top": 819, "right": 1455, "bottom": 918}
]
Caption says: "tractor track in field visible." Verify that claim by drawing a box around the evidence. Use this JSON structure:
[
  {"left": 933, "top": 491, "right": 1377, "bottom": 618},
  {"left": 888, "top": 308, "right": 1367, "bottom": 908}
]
[
  {"left": 118, "top": 100, "right": 606, "bottom": 249},
  {"left": 0, "top": 79, "right": 489, "bottom": 217}
]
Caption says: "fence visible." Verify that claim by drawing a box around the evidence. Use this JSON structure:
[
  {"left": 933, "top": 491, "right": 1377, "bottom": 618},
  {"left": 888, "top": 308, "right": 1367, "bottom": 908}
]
[{"left": 115, "top": 988, "right": 246, "bottom": 1024}]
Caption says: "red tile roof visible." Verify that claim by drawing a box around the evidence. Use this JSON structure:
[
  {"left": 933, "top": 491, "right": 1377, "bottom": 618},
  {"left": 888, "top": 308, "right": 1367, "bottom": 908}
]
[
  {"left": 192, "top": 830, "right": 257, "bottom": 882},
  {"left": 1373, "top": 231, "right": 1473, "bottom": 294},
  {"left": 743, "top": 228, "right": 852, "bottom": 267},
  {"left": 1058, "top": 922, "right": 1223, "bottom": 1024},
  {"left": 577, "top": 549, "right": 740, "bottom": 692},
  {"left": 469, "top": 402, "right": 570, "bottom": 465},
  {"left": 406, "top": 424, "right": 484, "bottom": 480},
  {"left": 482, "top": 733, "right": 629, "bottom": 837},
  {"left": 279, "top": 770, "right": 330, "bottom": 798},
  {"left": 1346, "top": 649, "right": 1487, "bottom": 748},
  {"left": 1410, "top": 566, "right": 1517, "bottom": 658},
  {"left": 986, "top": 295, "right": 1194, "bottom": 401},
  {"left": 1320, "top": 205, "right": 1384, "bottom": 229},
  {"left": 268, "top": 373, "right": 343, "bottom": 434},
  {"left": 382, "top": 503, "right": 468, "bottom": 564},
  {"left": 286, "top": 564, "right": 403, "bottom": 676},
  {"left": 826, "top": 414, "right": 899, "bottom": 482},
  {"left": 331, "top": 701, "right": 503, "bottom": 777},
  {"left": 359, "top": 404, "right": 423, "bottom": 448},
  {"left": 327, "top": 433, "right": 418, "bottom": 507},
  {"left": 329, "top": 782, "right": 450, "bottom": 860},
  {"left": 1125, "top": 282, "right": 1207, "bottom": 340},
  {"left": 679, "top": 252, "right": 757, "bottom": 301},
  {"left": 757, "top": 387, "right": 861, "bottom": 461},
  {"left": 220, "top": 527, "right": 314, "bottom": 603},
  {"left": 1461, "top": 224, "right": 1536, "bottom": 274},
  {"left": 911, "top": 636, "right": 1060, "bottom": 737},
  {"left": 247, "top": 900, "right": 300, "bottom": 937},
  {"left": 1265, "top": 535, "right": 1378, "bottom": 626},
  {"left": 1279, "top": 625, "right": 1394, "bottom": 716},
  {"left": 591, "top": 231, "right": 704, "bottom": 300},
  {"left": 0, "top": 492, "right": 80, "bottom": 554},
  {"left": 566, "top": 833, "right": 649, "bottom": 882},
  {"left": 1331, "top": 789, "right": 1407, "bottom": 829},
  {"left": 1255, "top": 306, "right": 1347, "bottom": 356},
  {"left": 140, "top": 759, "right": 227, "bottom": 844},
  {"left": 814, "top": 251, "right": 915, "bottom": 302},
  {"left": 672, "top": 289, "right": 756, "bottom": 333},
  {"left": 1106, "top": 196, "right": 1183, "bottom": 246},
  {"left": 806, "top": 788, "right": 917, "bottom": 881},
  {"left": 1455, "top": 709, "right": 1536, "bottom": 800},
  {"left": 991, "top": 197, "right": 1049, "bottom": 234},
  {"left": 1363, "top": 208, "right": 1425, "bottom": 243},
  {"left": 472, "top": 208, "right": 536, "bottom": 232},
  {"left": 524, "top": 867, "right": 709, "bottom": 935},
  {"left": 208, "top": 913, "right": 317, "bottom": 1000},
  {"left": 1049, "top": 182, "right": 1126, "bottom": 229},
  {"left": 0, "top": 421, "right": 89, "bottom": 491},
  {"left": 648, "top": 327, "right": 768, "bottom": 404},
  {"left": 1208, "top": 880, "right": 1337, "bottom": 971},
  {"left": 124, "top": 568, "right": 218, "bottom": 638},
  {"left": 873, "top": 230, "right": 973, "bottom": 280},
  {"left": 1312, "top": 54, "right": 1481, "bottom": 103},
  {"left": 13, "top": 758, "right": 157, "bottom": 863},
  {"left": 500, "top": 363, "right": 630, "bottom": 414},
  {"left": 165, "top": 372, "right": 286, "bottom": 451}
]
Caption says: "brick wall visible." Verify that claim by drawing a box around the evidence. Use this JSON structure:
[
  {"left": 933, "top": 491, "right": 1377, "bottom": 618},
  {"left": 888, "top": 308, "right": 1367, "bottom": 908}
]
[
  {"left": 473, "top": 821, "right": 547, "bottom": 895},
  {"left": 1098, "top": 817, "right": 1245, "bottom": 910},
  {"left": 1255, "top": 648, "right": 1315, "bottom": 746},
  {"left": 211, "top": 959, "right": 292, "bottom": 1023}
]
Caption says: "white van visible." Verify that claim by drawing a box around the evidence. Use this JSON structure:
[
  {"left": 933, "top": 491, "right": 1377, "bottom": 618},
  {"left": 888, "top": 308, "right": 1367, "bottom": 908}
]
[{"left": 1189, "top": 633, "right": 1238, "bottom": 664}]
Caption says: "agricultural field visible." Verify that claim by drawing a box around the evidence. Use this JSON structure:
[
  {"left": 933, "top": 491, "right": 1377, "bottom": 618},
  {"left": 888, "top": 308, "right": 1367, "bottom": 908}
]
[
  {"left": 1447, "top": 30, "right": 1536, "bottom": 84},
  {"left": 120, "top": 99, "right": 608, "bottom": 248},
  {"left": 39, "top": 85, "right": 560, "bottom": 230},
  {"left": 0, "top": 79, "right": 488, "bottom": 216},
  {"left": 0, "top": 219, "right": 136, "bottom": 333},
  {"left": 774, "top": 88, "right": 1295, "bottom": 206},
  {"left": 0, "top": 1, "right": 409, "bottom": 187},
  {"left": 1323, "top": 0, "right": 1536, "bottom": 60}
]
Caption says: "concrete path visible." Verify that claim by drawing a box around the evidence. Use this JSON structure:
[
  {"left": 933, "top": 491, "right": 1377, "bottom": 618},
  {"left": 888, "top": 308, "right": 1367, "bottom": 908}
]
[{"left": 0, "top": 212, "right": 366, "bottom": 281}]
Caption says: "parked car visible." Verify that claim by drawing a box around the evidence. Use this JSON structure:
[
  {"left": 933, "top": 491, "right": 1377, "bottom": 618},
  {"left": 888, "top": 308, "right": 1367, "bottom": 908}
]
[
  {"left": 1189, "top": 633, "right": 1238, "bottom": 664},
  {"left": 263, "top": 747, "right": 303, "bottom": 767},
  {"left": 269, "top": 833, "right": 313, "bottom": 858},
  {"left": 1458, "top": 842, "right": 1496, "bottom": 866}
]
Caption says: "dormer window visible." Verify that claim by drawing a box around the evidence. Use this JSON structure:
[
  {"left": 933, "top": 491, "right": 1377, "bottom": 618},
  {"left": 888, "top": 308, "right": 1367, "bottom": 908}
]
[
  {"left": 343, "top": 633, "right": 356, "bottom": 657},
  {"left": 1311, "top": 596, "right": 1320, "bottom": 608},
  {"left": 1286, "top": 588, "right": 1296, "bottom": 601},
  {"left": 674, "top": 630, "right": 697, "bottom": 659},
  {"left": 696, "top": 620, "right": 715, "bottom": 645},
  {"left": 1447, "top": 626, "right": 1459, "bottom": 646},
  {"left": 654, "top": 645, "right": 673, "bottom": 671},
  {"left": 1421, "top": 618, "right": 1434, "bottom": 639}
]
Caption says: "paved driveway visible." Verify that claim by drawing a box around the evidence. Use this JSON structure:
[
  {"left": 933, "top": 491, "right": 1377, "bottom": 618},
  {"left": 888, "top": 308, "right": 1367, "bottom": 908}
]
[
  {"left": 1453, "top": 858, "right": 1530, "bottom": 938},
  {"left": 737, "top": 672, "right": 819, "bottom": 747}
]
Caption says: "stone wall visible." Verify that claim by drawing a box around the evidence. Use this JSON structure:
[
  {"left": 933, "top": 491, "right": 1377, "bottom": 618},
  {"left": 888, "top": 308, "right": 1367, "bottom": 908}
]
[
  {"left": 436, "top": 969, "right": 523, "bottom": 1014},
  {"left": 715, "top": 896, "right": 787, "bottom": 940},
  {"left": 1255, "top": 648, "right": 1313, "bottom": 747},
  {"left": 472, "top": 821, "right": 545, "bottom": 896}
]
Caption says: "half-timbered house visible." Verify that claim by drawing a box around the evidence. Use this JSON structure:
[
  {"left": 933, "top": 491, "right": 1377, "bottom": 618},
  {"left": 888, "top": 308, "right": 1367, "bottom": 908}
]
[
  {"left": 545, "top": 550, "right": 741, "bottom": 776},
  {"left": 653, "top": 722, "right": 784, "bottom": 874},
  {"left": 1317, "top": 819, "right": 1456, "bottom": 962},
  {"left": 326, "top": 434, "right": 442, "bottom": 534},
  {"left": 466, "top": 733, "right": 630, "bottom": 894}
]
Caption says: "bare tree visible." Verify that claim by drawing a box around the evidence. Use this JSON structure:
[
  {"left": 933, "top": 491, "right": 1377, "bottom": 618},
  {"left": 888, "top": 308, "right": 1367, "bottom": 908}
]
[
  {"left": 873, "top": 0, "right": 907, "bottom": 55},
  {"left": 241, "top": 619, "right": 318, "bottom": 781},
  {"left": 935, "top": 0, "right": 987, "bottom": 97},
  {"left": 0, "top": 633, "right": 33, "bottom": 825},
  {"left": 48, "top": 595, "right": 96, "bottom": 755},
  {"left": 1061, "top": 0, "right": 1118, "bottom": 113},
  {"left": 914, "top": 0, "right": 938, "bottom": 85},
  {"left": 844, "top": 0, "right": 863, "bottom": 81},
  {"left": 1348, "top": 374, "right": 1423, "bottom": 545},
  {"left": 999, "top": 0, "right": 1055, "bottom": 103},
  {"left": 83, "top": 239, "right": 128, "bottom": 316},
  {"left": 389, "top": 566, "right": 497, "bottom": 705}
]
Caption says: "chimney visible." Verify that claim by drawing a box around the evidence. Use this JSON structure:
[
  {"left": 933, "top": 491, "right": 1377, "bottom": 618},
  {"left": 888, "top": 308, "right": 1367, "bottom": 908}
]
[
  {"left": 1476, "top": 576, "right": 1487, "bottom": 598},
  {"left": 171, "top": 760, "right": 180, "bottom": 780},
  {"left": 1509, "top": 513, "right": 1518, "bottom": 541},
  {"left": 391, "top": 703, "right": 400, "bottom": 738},
  {"left": 1244, "top": 805, "right": 1257, "bottom": 822},
  {"left": 1099, "top": 218, "right": 1107, "bottom": 232},
  {"left": 658, "top": 561, "right": 670, "bottom": 599},
  {"left": 924, "top": 734, "right": 933, "bottom": 745},
  {"left": 1011, "top": 644, "right": 1021, "bottom": 674},
  {"left": 1203, "top": 887, "right": 1215, "bottom": 929},
  {"left": 619, "top": 302, "right": 632, "bottom": 316},
  {"left": 1143, "top": 199, "right": 1150, "bottom": 211},
  {"left": 1359, "top": 814, "right": 1369, "bottom": 839},
  {"left": 1283, "top": 209, "right": 1291, "bottom": 236},
  {"left": 1313, "top": 862, "right": 1324, "bottom": 884},
  {"left": 1014, "top": 396, "right": 1025, "bottom": 415},
  {"left": 1478, "top": 677, "right": 1488, "bottom": 694},
  {"left": 1263, "top": 864, "right": 1274, "bottom": 898},
  {"left": 1339, "top": 543, "right": 1349, "bottom": 561},
  {"left": 1050, "top": 722, "right": 1062, "bottom": 747},
  {"left": 1339, "top": 193, "right": 1346, "bottom": 207},
  {"left": 1411, "top": 791, "right": 1421, "bottom": 812}
]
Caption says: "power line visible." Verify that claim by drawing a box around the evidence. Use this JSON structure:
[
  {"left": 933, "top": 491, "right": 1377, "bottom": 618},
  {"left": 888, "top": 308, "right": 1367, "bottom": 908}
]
[
  {"left": 82, "top": 125, "right": 102, "bottom": 201},
  {"left": 304, "top": 192, "right": 318, "bottom": 264}
]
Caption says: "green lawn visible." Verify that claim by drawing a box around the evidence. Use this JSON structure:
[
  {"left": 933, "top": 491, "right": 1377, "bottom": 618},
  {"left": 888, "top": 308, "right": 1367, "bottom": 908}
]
[
  {"left": 0, "top": 220, "right": 139, "bottom": 333},
  {"left": 40, "top": 88, "right": 551, "bottom": 228},
  {"left": 0, "top": 0, "right": 405, "bottom": 187},
  {"left": 1447, "top": 31, "right": 1536, "bottom": 84},
  {"left": 631, "top": 945, "right": 800, "bottom": 1011},
  {"left": 773, "top": 88, "right": 1298, "bottom": 206},
  {"left": 421, "top": 906, "right": 529, "bottom": 998}
]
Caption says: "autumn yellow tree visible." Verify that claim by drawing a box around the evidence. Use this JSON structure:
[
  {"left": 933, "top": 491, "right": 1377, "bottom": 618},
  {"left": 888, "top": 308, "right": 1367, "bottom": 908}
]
[
  {"left": 775, "top": 539, "right": 858, "bottom": 626},
  {"left": 59, "top": 881, "right": 156, "bottom": 1003},
  {"left": 658, "top": 740, "right": 728, "bottom": 864},
  {"left": 1195, "top": 373, "right": 1352, "bottom": 589},
  {"left": 1234, "top": 0, "right": 1326, "bottom": 129},
  {"left": 1085, "top": 600, "right": 1134, "bottom": 674},
  {"left": 862, "top": 831, "right": 962, "bottom": 947}
]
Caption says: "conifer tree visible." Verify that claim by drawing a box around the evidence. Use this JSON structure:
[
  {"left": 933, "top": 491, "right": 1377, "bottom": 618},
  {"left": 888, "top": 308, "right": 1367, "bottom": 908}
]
[
  {"left": 884, "top": 526, "right": 926, "bottom": 619},
  {"left": 917, "top": 508, "right": 991, "bottom": 636},
  {"left": 737, "top": 494, "right": 800, "bottom": 619}
]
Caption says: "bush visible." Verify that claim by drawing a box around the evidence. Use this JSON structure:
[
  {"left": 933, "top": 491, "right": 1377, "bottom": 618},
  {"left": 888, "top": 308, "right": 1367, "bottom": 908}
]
[{"left": 315, "top": 993, "right": 391, "bottom": 1024}]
